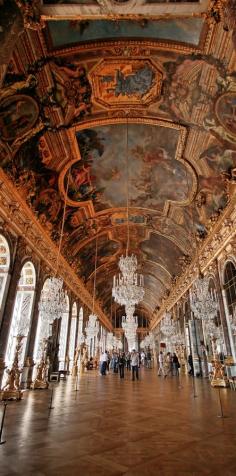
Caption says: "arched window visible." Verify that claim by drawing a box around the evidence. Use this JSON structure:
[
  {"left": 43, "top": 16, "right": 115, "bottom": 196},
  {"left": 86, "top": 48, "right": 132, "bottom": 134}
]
[
  {"left": 224, "top": 261, "right": 236, "bottom": 317},
  {"left": 0, "top": 235, "right": 10, "bottom": 315},
  {"left": 77, "top": 307, "right": 84, "bottom": 346},
  {"left": 5, "top": 261, "right": 36, "bottom": 370},
  {"left": 58, "top": 293, "right": 70, "bottom": 370},
  {"left": 68, "top": 302, "right": 77, "bottom": 371},
  {"left": 33, "top": 278, "right": 52, "bottom": 365}
]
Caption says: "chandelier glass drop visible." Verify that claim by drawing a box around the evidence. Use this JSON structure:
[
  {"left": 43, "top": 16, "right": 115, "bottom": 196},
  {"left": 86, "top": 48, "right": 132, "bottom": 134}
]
[{"left": 191, "top": 275, "right": 218, "bottom": 320}]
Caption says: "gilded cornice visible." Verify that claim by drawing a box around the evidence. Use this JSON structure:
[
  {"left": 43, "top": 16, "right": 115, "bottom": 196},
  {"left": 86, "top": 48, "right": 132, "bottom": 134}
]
[
  {"left": 150, "top": 191, "right": 236, "bottom": 330},
  {"left": 0, "top": 169, "right": 112, "bottom": 331}
]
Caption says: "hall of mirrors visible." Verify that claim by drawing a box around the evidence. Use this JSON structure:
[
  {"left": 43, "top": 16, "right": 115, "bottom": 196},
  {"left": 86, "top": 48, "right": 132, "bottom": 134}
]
[{"left": 0, "top": 0, "right": 236, "bottom": 474}]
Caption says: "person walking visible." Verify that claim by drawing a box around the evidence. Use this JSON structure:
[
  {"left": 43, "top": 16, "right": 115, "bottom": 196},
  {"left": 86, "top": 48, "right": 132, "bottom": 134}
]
[
  {"left": 131, "top": 349, "right": 139, "bottom": 381},
  {"left": 126, "top": 352, "right": 131, "bottom": 371},
  {"left": 118, "top": 352, "right": 125, "bottom": 379},
  {"left": 165, "top": 352, "right": 173, "bottom": 377},
  {"left": 188, "top": 354, "right": 194, "bottom": 375},
  {"left": 173, "top": 353, "right": 180, "bottom": 376},
  {"left": 157, "top": 351, "right": 166, "bottom": 377},
  {"left": 100, "top": 350, "right": 108, "bottom": 376},
  {"left": 146, "top": 350, "right": 152, "bottom": 369}
]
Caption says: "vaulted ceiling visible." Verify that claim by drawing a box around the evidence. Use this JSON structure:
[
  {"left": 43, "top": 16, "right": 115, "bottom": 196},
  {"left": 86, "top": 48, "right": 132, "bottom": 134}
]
[{"left": 0, "top": 0, "right": 236, "bottom": 325}]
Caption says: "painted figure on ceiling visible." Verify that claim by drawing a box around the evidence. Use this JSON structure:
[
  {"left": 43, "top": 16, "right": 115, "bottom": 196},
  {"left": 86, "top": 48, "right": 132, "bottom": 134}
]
[
  {"left": 114, "top": 64, "right": 154, "bottom": 97},
  {"left": 50, "top": 61, "right": 92, "bottom": 125}
]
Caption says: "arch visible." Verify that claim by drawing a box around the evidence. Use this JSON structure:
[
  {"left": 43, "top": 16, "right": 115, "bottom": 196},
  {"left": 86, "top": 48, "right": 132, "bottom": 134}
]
[
  {"left": 4, "top": 261, "right": 36, "bottom": 376},
  {"left": 224, "top": 260, "right": 236, "bottom": 317},
  {"left": 0, "top": 234, "right": 11, "bottom": 318},
  {"left": 68, "top": 301, "right": 78, "bottom": 371},
  {"left": 58, "top": 293, "right": 70, "bottom": 371},
  {"left": 76, "top": 306, "right": 84, "bottom": 347},
  {"left": 33, "top": 277, "right": 52, "bottom": 365}
]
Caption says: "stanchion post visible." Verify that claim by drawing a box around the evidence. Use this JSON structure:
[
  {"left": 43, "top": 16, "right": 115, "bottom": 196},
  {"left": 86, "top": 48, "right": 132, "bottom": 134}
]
[
  {"left": 0, "top": 403, "right": 7, "bottom": 445},
  {"left": 217, "top": 387, "right": 227, "bottom": 418},
  {"left": 48, "top": 386, "right": 54, "bottom": 411},
  {"left": 192, "top": 375, "right": 197, "bottom": 398},
  {"left": 75, "top": 371, "right": 79, "bottom": 392}
]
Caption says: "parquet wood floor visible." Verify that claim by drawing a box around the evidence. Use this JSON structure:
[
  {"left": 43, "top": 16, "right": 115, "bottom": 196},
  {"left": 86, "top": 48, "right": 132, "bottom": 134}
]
[{"left": 1, "top": 368, "right": 236, "bottom": 476}]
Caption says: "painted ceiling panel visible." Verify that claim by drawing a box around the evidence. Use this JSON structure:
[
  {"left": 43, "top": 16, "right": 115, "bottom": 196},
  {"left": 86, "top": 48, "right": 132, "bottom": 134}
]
[
  {"left": 141, "top": 233, "right": 183, "bottom": 277},
  {"left": 66, "top": 123, "right": 193, "bottom": 212},
  {"left": 46, "top": 18, "right": 204, "bottom": 49}
]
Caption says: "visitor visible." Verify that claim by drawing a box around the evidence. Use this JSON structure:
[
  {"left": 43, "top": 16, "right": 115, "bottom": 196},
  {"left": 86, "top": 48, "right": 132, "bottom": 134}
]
[
  {"left": 87, "top": 357, "right": 93, "bottom": 370},
  {"left": 141, "top": 351, "right": 146, "bottom": 366},
  {"left": 165, "top": 352, "right": 172, "bottom": 376},
  {"left": 173, "top": 353, "right": 180, "bottom": 376},
  {"left": 131, "top": 349, "right": 139, "bottom": 381},
  {"left": 157, "top": 351, "right": 166, "bottom": 377},
  {"left": 146, "top": 350, "right": 152, "bottom": 369},
  {"left": 188, "top": 354, "right": 194, "bottom": 375},
  {"left": 113, "top": 352, "right": 119, "bottom": 373},
  {"left": 118, "top": 352, "right": 125, "bottom": 379},
  {"left": 100, "top": 350, "right": 108, "bottom": 376},
  {"left": 126, "top": 352, "right": 131, "bottom": 371}
]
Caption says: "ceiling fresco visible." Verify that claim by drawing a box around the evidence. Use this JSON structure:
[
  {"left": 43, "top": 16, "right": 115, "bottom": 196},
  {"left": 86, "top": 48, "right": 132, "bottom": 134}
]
[
  {"left": 63, "top": 123, "right": 193, "bottom": 213},
  {"left": 0, "top": 1, "right": 236, "bottom": 325},
  {"left": 46, "top": 18, "right": 204, "bottom": 49}
]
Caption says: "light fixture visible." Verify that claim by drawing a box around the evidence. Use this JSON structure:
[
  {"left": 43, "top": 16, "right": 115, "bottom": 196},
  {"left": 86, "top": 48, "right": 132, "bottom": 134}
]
[
  {"left": 112, "top": 121, "right": 144, "bottom": 349},
  {"left": 85, "top": 235, "right": 99, "bottom": 352},
  {"left": 190, "top": 275, "right": 218, "bottom": 321},
  {"left": 160, "top": 312, "right": 176, "bottom": 338}
]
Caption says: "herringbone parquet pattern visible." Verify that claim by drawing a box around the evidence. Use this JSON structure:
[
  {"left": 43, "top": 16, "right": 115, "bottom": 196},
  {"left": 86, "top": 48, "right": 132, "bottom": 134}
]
[{"left": 1, "top": 369, "right": 236, "bottom": 475}]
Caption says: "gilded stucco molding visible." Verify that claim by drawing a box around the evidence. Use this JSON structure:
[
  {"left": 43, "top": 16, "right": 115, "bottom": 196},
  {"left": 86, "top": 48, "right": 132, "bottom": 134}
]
[
  {"left": 0, "top": 169, "right": 112, "bottom": 331},
  {"left": 150, "top": 192, "right": 236, "bottom": 330}
]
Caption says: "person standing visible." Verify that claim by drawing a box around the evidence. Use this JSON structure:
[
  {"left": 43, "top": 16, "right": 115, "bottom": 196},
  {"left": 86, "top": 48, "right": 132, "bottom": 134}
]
[
  {"left": 100, "top": 351, "right": 108, "bottom": 376},
  {"left": 157, "top": 351, "right": 166, "bottom": 377},
  {"left": 118, "top": 352, "right": 125, "bottom": 379},
  {"left": 131, "top": 349, "right": 139, "bottom": 381}
]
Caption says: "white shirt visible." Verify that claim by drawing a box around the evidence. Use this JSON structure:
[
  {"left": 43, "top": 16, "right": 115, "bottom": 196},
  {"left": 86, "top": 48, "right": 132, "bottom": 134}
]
[
  {"left": 100, "top": 352, "right": 108, "bottom": 362},
  {"left": 131, "top": 352, "right": 139, "bottom": 366}
]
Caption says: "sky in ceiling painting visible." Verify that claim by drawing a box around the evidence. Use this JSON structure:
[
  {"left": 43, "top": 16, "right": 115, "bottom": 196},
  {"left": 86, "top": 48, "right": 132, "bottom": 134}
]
[
  {"left": 47, "top": 18, "right": 204, "bottom": 49},
  {"left": 66, "top": 123, "right": 193, "bottom": 212}
]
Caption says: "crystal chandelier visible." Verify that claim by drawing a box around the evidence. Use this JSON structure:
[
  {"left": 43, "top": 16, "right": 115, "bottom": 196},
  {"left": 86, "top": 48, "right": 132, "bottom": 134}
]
[
  {"left": 122, "top": 305, "right": 138, "bottom": 351},
  {"left": 112, "top": 121, "right": 144, "bottom": 309},
  {"left": 106, "top": 332, "right": 115, "bottom": 351},
  {"left": 191, "top": 275, "right": 218, "bottom": 320},
  {"left": 140, "top": 332, "right": 155, "bottom": 349},
  {"left": 112, "top": 254, "right": 144, "bottom": 307},
  {"left": 86, "top": 234, "right": 99, "bottom": 348},
  {"left": 160, "top": 312, "right": 176, "bottom": 338},
  {"left": 38, "top": 277, "right": 67, "bottom": 334},
  {"left": 85, "top": 313, "right": 99, "bottom": 345},
  {"left": 171, "top": 332, "right": 184, "bottom": 346}
]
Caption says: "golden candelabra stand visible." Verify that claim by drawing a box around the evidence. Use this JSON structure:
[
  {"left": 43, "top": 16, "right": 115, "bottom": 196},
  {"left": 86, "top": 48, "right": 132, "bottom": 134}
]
[
  {"left": 31, "top": 338, "right": 49, "bottom": 390},
  {"left": 210, "top": 337, "right": 229, "bottom": 388},
  {"left": 0, "top": 335, "right": 24, "bottom": 400}
]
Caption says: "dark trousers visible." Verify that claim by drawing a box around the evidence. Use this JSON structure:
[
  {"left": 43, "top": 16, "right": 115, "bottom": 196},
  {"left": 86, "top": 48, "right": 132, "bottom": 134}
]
[
  {"left": 126, "top": 361, "right": 131, "bottom": 371},
  {"left": 119, "top": 364, "right": 124, "bottom": 378},
  {"left": 101, "top": 361, "right": 107, "bottom": 375},
  {"left": 132, "top": 365, "right": 139, "bottom": 380}
]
